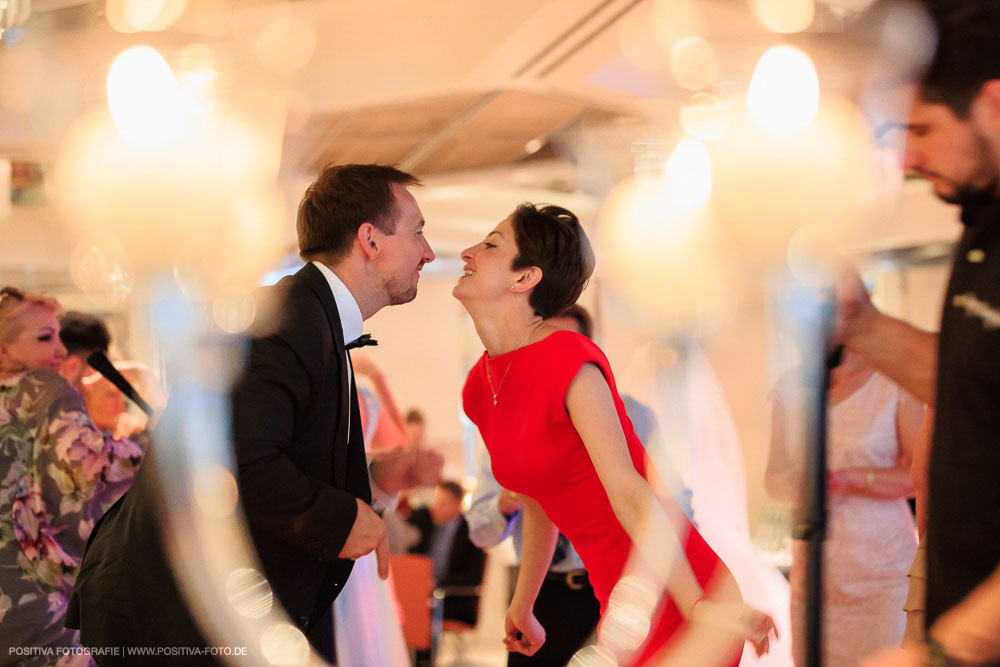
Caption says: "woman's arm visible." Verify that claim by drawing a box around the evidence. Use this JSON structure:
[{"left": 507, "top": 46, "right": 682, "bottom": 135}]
[
  {"left": 566, "top": 363, "right": 775, "bottom": 655},
  {"left": 504, "top": 495, "right": 558, "bottom": 655},
  {"left": 829, "top": 392, "right": 924, "bottom": 500},
  {"left": 567, "top": 364, "right": 703, "bottom": 610}
]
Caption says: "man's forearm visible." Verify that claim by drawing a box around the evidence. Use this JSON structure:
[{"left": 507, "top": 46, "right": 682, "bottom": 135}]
[
  {"left": 931, "top": 566, "right": 1000, "bottom": 664},
  {"left": 848, "top": 310, "right": 938, "bottom": 404}
]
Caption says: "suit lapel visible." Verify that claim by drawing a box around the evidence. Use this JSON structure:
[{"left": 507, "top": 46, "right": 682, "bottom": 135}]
[{"left": 297, "top": 263, "right": 355, "bottom": 489}]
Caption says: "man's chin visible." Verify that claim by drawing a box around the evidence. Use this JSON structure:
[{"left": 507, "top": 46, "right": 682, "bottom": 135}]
[
  {"left": 941, "top": 182, "right": 999, "bottom": 207},
  {"left": 390, "top": 288, "right": 418, "bottom": 306}
]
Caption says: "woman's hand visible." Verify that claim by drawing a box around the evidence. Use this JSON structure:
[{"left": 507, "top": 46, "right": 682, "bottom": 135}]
[
  {"left": 691, "top": 600, "right": 778, "bottom": 657},
  {"left": 504, "top": 605, "right": 545, "bottom": 656}
]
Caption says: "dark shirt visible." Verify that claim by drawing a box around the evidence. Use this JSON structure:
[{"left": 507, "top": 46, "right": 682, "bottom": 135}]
[{"left": 926, "top": 195, "right": 1000, "bottom": 626}]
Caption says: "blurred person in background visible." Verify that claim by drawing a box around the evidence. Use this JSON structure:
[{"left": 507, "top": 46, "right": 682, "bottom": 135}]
[
  {"left": 81, "top": 362, "right": 166, "bottom": 442},
  {"left": 845, "top": 2, "right": 1000, "bottom": 663},
  {"left": 0, "top": 287, "right": 144, "bottom": 663},
  {"left": 57, "top": 311, "right": 111, "bottom": 394},
  {"left": 409, "top": 480, "right": 486, "bottom": 627},
  {"left": 405, "top": 407, "right": 426, "bottom": 448},
  {"left": 766, "top": 347, "right": 923, "bottom": 665}
]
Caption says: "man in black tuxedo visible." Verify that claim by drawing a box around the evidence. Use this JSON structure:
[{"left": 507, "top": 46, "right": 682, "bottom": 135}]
[{"left": 66, "top": 164, "right": 442, "bottom": 663}]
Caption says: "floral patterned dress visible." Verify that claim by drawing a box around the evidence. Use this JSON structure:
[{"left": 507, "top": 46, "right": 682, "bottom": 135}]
[{"left": 0, "top": 370, "right": 144, "bottom": 666}]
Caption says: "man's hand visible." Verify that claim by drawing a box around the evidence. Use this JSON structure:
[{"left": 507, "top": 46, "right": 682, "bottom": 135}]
[
  {"left": 833, "top": 268, "right": 876, "bottom": 347},
  {"left": 370, "top": 445, "right": 443, "bottom": 495},
  {"left": 498, "top": 489, "right": 523, "bottom": 518},
  {"left": 339, "top": 499, "right": 390, "bottom": 579}
]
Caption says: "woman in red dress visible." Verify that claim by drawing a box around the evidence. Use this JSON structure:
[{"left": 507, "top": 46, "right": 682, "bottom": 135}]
[{"left": 453, "top": 204, "right": 775, "bottom": 665}]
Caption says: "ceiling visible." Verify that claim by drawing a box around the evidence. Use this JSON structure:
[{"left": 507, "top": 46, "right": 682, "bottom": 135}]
[{"left": 0, "top": 0, "right": 962, "bottom": 291}]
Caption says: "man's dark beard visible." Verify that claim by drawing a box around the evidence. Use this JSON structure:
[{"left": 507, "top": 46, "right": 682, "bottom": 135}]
[
  {"left": 939, "top": 177, "right": 999, "bottom": 206},
  {"left": 939, "top": 130, "right": 1000, "bottom": 206}
]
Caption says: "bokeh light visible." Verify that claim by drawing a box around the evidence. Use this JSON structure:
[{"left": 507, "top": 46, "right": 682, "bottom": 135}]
[
  {"left": 70, "top": 235, "right": 134, "bottom": 305},
  {"left": 569, "top": 644, "right": 618, "bottom": 667},
  {"left": 747, "top": 45, "right": 819, "bottom": 136},
  {"left": 750, "top": 0, "right": 815, "bottom": 34},
  {"left": 106, "top": 45, "right": 183, "bottom": 147},
  {"left": 106, "top": 0, "right": 140, "bottom": 33},
  {"left": 107, "top": 0, "right": 188, "bottom": 32},
  {"left": 599, "top": 603, "right": 651, "bottom": 653},
  {"left": 213, "top": 288, "right": 257, "bottom": 334},
  {"left": 260, "top": 623, "right": 310, "bottom": 666},
  {"left": 670, "top": 36, "right": 718, "bottom": 91},
  {"left": 710, "top": 95, "right": 875, "bottom": 261},
  {"left": 664, "top": 138, "right": 712, "bottom": 212},
  {"left": 193, "top": 465, "right": 239, "bottom": 519},
  {"left": 596, "top": 175, "right": 736, "bottom": 334},
  {"left": 173, "top": 44, "right": 219, "bottom": 113},
  {"left": 225, "top": 568, "right": 274, "bottom": 620},
  {"left": 786, "top": 223, "right": 841, "bottom": 288},
  {"left": 608, "top": 574, "right": 659, "bottom": 615},
  {"left": 680, "top": 93, "right": 730, "bottom": 140},
  {"left": 256, "top": 15, "right": 317, "bottom": 73},
  {"left": 54, "top": 90, "right": 286, "bottom": 291}
]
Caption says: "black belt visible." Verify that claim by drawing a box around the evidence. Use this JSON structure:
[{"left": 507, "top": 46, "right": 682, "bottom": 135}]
[{"left": 545, "top": 569, "right": 589, "bottom": 590}]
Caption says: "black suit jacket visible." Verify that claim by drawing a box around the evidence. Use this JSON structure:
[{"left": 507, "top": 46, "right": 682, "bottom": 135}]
[{"left": 67, "top": 263, "right": 371, "bottom": 653}]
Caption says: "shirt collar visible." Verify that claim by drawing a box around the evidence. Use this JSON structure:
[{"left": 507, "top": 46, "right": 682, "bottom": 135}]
[{"left": 311, "top": 261, "right": 363, "bottom": 345}]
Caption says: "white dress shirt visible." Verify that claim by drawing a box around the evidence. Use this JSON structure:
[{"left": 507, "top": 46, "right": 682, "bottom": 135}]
[{"left": 310, "top": 261, "right": 394, "bottom": 511}]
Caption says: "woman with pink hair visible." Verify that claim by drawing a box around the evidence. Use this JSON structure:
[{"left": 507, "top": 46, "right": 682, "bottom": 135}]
[{"left": 0, "top": 287, "right": 144, "bottom": 663}]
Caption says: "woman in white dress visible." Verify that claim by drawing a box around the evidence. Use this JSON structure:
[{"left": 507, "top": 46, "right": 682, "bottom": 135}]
[{"left": 765, "top": 348, "right": 924, "bottom": 666}]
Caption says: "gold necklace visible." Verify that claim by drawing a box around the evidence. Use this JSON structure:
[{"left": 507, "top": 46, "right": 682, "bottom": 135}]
[{"left": 484, "top": 326, "right": 538, "bottom": 407}]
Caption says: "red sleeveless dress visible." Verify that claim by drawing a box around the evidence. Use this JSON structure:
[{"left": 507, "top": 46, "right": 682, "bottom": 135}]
[{"left": 462, "top": 331, "right": 739, "bottom": 665}]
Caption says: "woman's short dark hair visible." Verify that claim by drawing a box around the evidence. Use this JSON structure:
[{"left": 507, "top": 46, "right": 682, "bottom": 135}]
[
  {"left": 510, "top": 204, "right": 595, "bottom": 319},
  {"left": 297, "top": 164, "right": 420, "bottom": 262}
]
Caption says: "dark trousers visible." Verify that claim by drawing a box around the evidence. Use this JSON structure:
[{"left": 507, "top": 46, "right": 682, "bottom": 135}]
[{"left": 508, "top": 572, "right": 600, "bottom": 667}]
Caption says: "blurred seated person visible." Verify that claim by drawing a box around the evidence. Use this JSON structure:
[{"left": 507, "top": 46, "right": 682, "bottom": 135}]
[
  {"left": 408, "top": 480, "right": 486, "bottom": 627},
  {"left": 0, "top": 286, "right": 144, "bottom": 658},
  {"left": 58, "top": 310, "right": 111, "bottom": 393},
  {"left": 81, "top": 361, "right": 166, "bottom": 441}
]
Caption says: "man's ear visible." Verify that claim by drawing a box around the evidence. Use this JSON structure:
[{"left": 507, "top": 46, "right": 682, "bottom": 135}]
[
  {"left": 62, "top": 355, "right": 82, "bottom": 378},
  {"left": 511, "top": 266, "right": 542, "bottom": 293},
  {"left": 357, "top": 222, "right": 380, "bottom": 261},
  {"left": 976, "top": 80, "right": 1000, "bottom": 133}
]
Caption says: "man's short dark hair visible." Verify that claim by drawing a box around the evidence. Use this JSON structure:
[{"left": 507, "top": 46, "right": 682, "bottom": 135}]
[
  {"left": 919, "top": 1, "right": 1000, "bottom": 117},
  {"left": 510, "top": 204, "right": 595, "bottom": 320},
  {"left": 556, "top": 304, "right": 594, "bottom": 340},
  {"left": 297, "top": 164, "right": 420, "bottom": 262},
  {"left": 438, "top": 480, "right": 464, "bottom": 502},
  {"left": 59, "top": 312, "right": 111, "bottom": 357}
]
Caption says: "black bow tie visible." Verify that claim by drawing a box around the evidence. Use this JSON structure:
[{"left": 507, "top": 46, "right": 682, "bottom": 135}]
[{"left": 346, "top": 334, "right": 378, "bottom": 350}]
